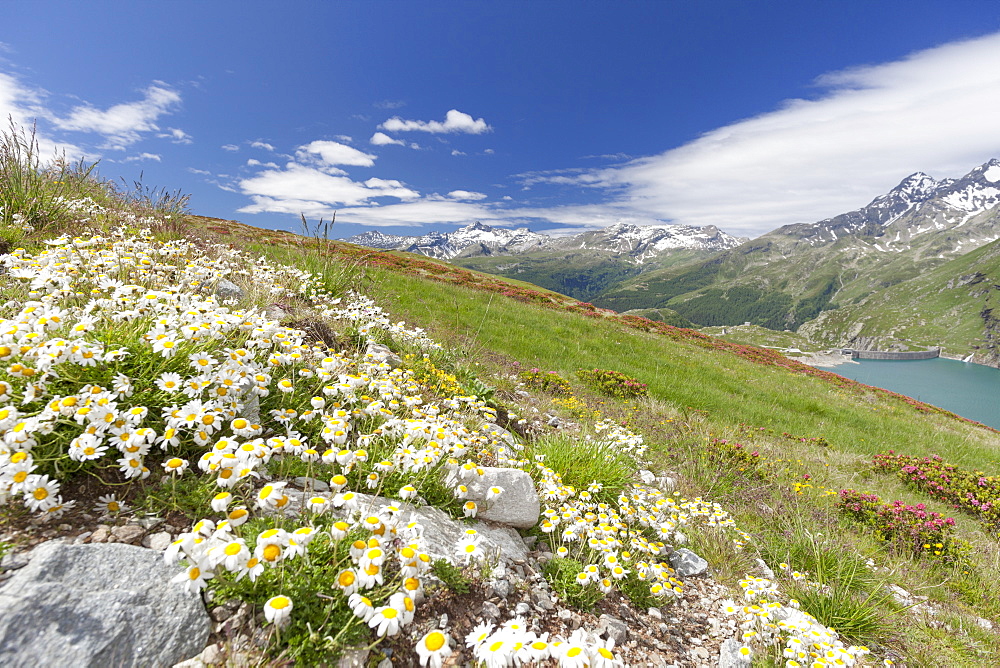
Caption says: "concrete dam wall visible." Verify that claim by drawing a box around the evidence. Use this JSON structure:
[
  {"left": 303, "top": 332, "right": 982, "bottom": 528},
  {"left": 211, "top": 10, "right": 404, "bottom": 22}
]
[{"left": 843, "top": 347, "right": 941, "bottom": 361}]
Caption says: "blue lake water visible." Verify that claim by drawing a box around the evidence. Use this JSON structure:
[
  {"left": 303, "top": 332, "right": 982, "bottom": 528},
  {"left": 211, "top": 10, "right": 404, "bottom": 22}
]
[{"left": 819, "top": 357, "right": 1000, "bottom": 429}]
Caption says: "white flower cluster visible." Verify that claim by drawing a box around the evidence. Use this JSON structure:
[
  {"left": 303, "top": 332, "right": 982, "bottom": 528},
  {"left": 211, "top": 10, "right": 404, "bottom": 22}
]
[
  {"left": 721, "top": 575, "right": 875, "bottom": 667},
  {"left": 0, "top": 224, "right": 472, "bottom": 520},
  {"left": 466, "top": 619, "right": 622, "bottom": 667},
  {"left": 532, "top": 423, "right": 749, "bottom": 608},
  {"left": 320, "top": 293, "right": 440, "bottom": 350}
]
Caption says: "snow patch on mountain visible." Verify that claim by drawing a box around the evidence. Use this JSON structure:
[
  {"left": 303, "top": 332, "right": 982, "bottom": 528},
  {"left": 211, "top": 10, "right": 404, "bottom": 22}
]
[
  {"left": 344, "top": 221, "right": 743, "bottom": 261},
  {"left": 788, "top": 159, "right": 1000, "bottom": 252}
]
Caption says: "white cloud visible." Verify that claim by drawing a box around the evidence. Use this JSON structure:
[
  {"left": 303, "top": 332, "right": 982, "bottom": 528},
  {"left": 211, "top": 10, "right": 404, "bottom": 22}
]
[
  {"left": 370, "top": 131, "right": 404, "bottom": 146},
  {"left": 296, "top": 140, "right": 376, "bottom": 168},
  {"left": 247, "top": 158, "right": 279, "bottom": 168},
  {"left": 188, "top": 167, "right": 212, "bottom": 175},
  {"left": 53, "top": 83, "right": 181, "bottom": 149},
  {"left": 0, "top": 72, "right": 84, "bottom": 159},
  {"left": 158, "top": 127, "right": 192, "bottom": 144},
  {"left": 380, "top": 109, "right": 491, "bottom": 134},
  {"left": 564, "top": 31, "right": 1000, "bottom": 237},
  {"left": 250, "top": 140, "right": 275, "bottom": 151},
  {"left": 482, "top": 148, "right": 494, "bottom": 155},
  {"left": 121, "top": 152, "right": 161, "bottom": 162},
  {"left": 447, "top": 190, "right": 488, "bottom": 201},
  {"left": 221, "top": 144, "right": 239, "bottom": 151},
  {"left": 333, "top": 199, "right": 506, "bottom": 228},
  {"left": 335, "top": 134, "right": 353, "bottom": 143},
  {"left": 451, "top": 149, "right": 466, "bottom": 156}
]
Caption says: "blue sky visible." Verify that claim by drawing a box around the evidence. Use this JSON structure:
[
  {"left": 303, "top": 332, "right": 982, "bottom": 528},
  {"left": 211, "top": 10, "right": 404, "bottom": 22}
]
[{"left": 3, "top": 1, "right": 1000, "bottom": 239}]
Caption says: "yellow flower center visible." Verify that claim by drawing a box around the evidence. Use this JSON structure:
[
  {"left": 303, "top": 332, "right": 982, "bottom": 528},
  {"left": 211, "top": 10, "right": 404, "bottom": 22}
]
[
  {"left": 425, "top": 631, "right": 446, "bottom": 651},
  {"left": 339, "top": 571, "right": 356, "bottom": 587},
  {"left": 225, "top": 543, "right": 242, "bottom": 556},
  {"left": 270, "top": 596, "right": 290, "bottom": 609},
  {"left": 262, "top": 544, "right": 281, "bottom": 562},
  {"left": 189, "top": 567, "right": 200, "bottom": 580},
  {"left": 382, "top": 608, "right": 398, "bottom": 619}
]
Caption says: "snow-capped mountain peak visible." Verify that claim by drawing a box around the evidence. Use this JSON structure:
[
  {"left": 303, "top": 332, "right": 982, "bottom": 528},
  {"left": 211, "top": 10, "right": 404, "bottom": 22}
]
[{"left": 343, "top": 220, "right": 743, "bottom": 261}]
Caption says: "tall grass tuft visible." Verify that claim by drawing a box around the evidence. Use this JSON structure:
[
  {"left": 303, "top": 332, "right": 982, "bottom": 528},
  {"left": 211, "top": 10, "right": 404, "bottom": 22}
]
[{"left": 0, "top": 118, "right": 98, "bottom": 242}]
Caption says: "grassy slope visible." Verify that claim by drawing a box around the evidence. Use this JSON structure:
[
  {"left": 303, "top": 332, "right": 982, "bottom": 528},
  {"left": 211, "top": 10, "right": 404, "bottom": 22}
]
[
  {"left": 363, "top": 262, "right": 1000, "bottom": 467},
  {"left": 452, "top": 247, "right": 712, "bottom": 302}
]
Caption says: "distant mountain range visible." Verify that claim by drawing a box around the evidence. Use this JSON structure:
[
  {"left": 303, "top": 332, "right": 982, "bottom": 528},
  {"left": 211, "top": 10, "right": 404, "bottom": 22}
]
[
  {"left": 343, "top": 220, "right": 745, "bottom": 261},
  {"left": 342, "top": 159, "right": 1000, "bottom": 365},
  {"left": 593, "top": 159, "right": 1000, "bottom": 331}
]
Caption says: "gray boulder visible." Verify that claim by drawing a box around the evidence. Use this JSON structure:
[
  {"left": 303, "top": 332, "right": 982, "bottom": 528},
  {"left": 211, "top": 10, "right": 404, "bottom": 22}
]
[
  {"left": 448, "top": 466, "right": 540, "bottom": 528},
  {"left": 212, "top": 278, "right": 244, "bottom": 302},
  {"left": 280, "top": 489, "right": 530, "bottom": 564},
  {"left": 0, "top": 542, "right": 210, "bottom": 668},
  {"left": 668, "top": 547, "right": 709, "bottom": 577},
  {"left": 718, "top": 637, "right": 752, "bottom": 667},
  {"left": 365, "top": 342, "right": 402, "bottom": 369}
]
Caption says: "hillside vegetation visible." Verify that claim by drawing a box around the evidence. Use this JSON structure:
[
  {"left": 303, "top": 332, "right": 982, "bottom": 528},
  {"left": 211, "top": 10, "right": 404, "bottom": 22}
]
[
  {"left": 3, "top": 124, "right": 1000, "bottom": 666},
  {"left": 799, "top": 238, "right": 1000, "bottom": 366}
]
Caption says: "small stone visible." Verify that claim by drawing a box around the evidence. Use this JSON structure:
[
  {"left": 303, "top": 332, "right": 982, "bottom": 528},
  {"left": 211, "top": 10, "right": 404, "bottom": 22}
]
[
  {"left": 211, "top": 606, "right": 234, "bottom": 623},
  {"left": 376, "top": 658, "right": 392, "bottom": 668},
  {"left": 755, "top": 558, "right": 775, "bottom": 580},
  {"left": 692, "top": 647, "right": 709, "bottom": 660},
  {"left": 135, "top": 516, "right": 163, "bottom": 530},
  {"left": 598, "top": 614, "right": 629, "bottom": 645},
  {"left": 658, "top": 623, "right": 669, "bottom": 635},
  {"left": 293, "top": 477, "right": 330, "bottom": 493},
  {"left": 557, "top": 609, "right": 573, "bottom": 621},
  {"left": 110, "top": 524, "right": 145, "bottom": 545},
  {"left": 978, "top": 617, "right": 994, "bottom": 631},
  {"left": 199, "top": 643, "right": 223, "bottom": 665},
  {"left": 73, "top": 532, "right": 92, "bottom": 545},
  {"left": 481, "top": 601, "right": 501, "bottom": 619},
  {"left": 647, "top": 607, "right": 662, "bottom": 620},
  {"left": 265, "top": 304, "right": 291, "bottom": 321},
  {"left": 490, "top": 578, "right": 511, "bottom": 599},
  {"left": 366, "top": 342, "right": 402, "bottom": 369},
  {"left": 515, "top": 602, "right": 531, "bottom": 616},
  {"left": 531, "top": 590, "right": 555, "bottom": 611},
  {"left": 439, "top": 614, "right": 448, "bottom": 629},
  {"left": 142, "top": 532, "right": 173, "bottom": 551},
  {"left": 689, "top": 637, "right": 703, "bottom": 646},
  {"left": 89, "top": 525, "right": 111, "bottom": 543},
  {"left": 337, "top": 649, "right": 370, "bottom": 668}
]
